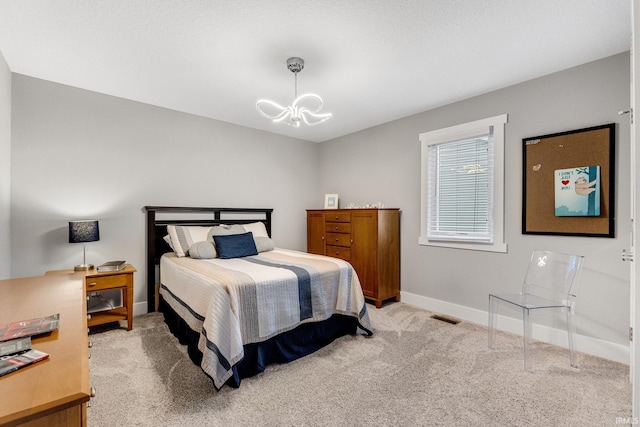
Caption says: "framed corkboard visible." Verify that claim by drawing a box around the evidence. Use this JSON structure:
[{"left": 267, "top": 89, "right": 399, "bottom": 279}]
[{"left": 522, "top": 123, "right": 615, "bottom": 237}]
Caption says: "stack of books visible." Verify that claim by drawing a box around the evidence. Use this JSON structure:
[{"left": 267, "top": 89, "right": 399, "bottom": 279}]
[{"left": 0, "top": 313, "right": 58, "bottom": 377}]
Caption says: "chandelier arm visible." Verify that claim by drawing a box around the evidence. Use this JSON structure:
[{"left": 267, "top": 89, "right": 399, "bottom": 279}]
[
  {"left": 256, "top": 100, "right": 290, "bottom": 120},
  {"left": 300, "top": 109, "right": 333, "bottom": 126}
]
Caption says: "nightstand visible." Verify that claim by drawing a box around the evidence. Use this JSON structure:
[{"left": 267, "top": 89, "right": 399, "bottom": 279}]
[{"left": 46, "top": 264, "right": 136, "bottom": 331}]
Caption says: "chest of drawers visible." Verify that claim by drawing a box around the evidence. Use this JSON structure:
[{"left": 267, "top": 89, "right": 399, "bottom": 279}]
[{"left": 307, "top": 209, "right": 400, "bottom": 308}]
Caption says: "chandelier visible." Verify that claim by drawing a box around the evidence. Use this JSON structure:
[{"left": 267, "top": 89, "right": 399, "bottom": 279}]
[{"left": 256, "top": 57, "right": 332, "bottom": 127}]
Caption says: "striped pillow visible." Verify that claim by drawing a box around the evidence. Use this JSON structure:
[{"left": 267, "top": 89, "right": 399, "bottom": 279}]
[{"left": 166, "top": 225, "right": 212, "bottom": 257}]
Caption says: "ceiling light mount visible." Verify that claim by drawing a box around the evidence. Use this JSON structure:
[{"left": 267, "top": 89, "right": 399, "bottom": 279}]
[
  {"left": 256, "top": 57, "right": 332, "bottom": 128},
  {"left": 287, "top": 57, "right": 304, "bottom": 74}
]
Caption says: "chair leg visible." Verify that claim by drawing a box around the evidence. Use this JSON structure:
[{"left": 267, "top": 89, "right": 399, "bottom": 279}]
[
  {"left": 523, "top": 308, "right": 532, "bottom": 372},
  {"left": 566, "top": 309, "right": 578, "bottom": 368},
  {"left": 488, "top": 295, "right": 498, "bottom": 349}
]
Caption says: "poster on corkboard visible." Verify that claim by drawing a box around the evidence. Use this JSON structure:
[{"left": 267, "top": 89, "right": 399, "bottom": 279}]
[{"left": 522, "top": 123, "right": 615, "bottom": 237}]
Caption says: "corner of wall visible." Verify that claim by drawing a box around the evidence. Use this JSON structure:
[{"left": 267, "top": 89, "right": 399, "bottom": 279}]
[{"left": 0, "top": 49, "right": 11, "bottom": 279}]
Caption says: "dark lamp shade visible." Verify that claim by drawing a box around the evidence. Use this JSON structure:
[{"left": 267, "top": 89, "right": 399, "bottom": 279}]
[{"left": 68, "top": 220, "right": 100, "bottom": 243}]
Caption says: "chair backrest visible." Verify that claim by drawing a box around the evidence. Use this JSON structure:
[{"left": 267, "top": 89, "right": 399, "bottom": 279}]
[{"left": 521, "top": 250, "right": 585, "bottom": 303}]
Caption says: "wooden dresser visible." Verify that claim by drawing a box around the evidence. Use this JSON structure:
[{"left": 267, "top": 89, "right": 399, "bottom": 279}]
[
  {"left": 0, "top": 274, "right": 91, "bottom": 426},
  {"left": 307, "top": 208, "right": 400, "bottom": 308}
]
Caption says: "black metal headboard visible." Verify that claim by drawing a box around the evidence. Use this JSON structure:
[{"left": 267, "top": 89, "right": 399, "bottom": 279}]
[{"left": 143, "top": 206, "right": 273, "bottom": 312}]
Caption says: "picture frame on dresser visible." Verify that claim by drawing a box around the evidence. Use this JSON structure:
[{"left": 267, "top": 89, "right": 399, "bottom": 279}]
[{"left": 324, "top": 194, "right": 339, "bottom": 209}]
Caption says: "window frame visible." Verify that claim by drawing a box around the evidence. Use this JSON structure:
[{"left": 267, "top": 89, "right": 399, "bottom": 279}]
[{"left": 419, "top": 114, "right": 508, "bottom": 253}]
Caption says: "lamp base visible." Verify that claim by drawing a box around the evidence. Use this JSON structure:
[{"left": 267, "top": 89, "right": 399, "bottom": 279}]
[{"left": 74, "top": 264, "right": 95, "bottom": 272}]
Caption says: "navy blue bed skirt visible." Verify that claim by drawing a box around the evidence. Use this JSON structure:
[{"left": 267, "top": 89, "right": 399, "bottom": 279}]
[{"left": 158, "top": 295, "right": 359, "bottom": 388}]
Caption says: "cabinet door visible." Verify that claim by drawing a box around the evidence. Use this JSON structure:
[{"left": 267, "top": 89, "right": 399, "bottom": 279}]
[
  {"left": 307, "top": 211, "right": 326, "bottom": 255},
  {"left": 350, "top": 211, "right": 377, "bottom": 298}
]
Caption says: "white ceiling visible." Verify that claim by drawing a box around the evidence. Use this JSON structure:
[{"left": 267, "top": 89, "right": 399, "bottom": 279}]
[{"left": 0, "top": 0, "right": 631, "bottom": 143}]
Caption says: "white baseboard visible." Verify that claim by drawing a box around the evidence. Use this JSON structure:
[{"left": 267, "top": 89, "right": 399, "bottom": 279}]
[
  {"left": 133, "top": 302, "right": 149, "bottom": 317},
  {"left": 400, "top": 291, "right": 630, "bottom": 365}
]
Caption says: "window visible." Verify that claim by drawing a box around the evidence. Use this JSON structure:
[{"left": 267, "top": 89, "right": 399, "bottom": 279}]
[{"left": 419, "top": 114, "right": 507, "bottom": 252}]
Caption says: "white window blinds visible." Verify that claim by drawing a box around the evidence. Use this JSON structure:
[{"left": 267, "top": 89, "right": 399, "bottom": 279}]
[{"left": 426, "top": 129, "right": 494, "bottom": 243}]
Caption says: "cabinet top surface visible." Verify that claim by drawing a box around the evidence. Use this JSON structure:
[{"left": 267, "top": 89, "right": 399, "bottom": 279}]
[{"left": 306, "top": 208, "right": 400, "bottom": 212}]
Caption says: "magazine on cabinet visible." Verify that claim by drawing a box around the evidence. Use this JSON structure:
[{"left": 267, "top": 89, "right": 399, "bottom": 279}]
[
  {"left": 97, "top": 260, "right": 126, "bottom": 272},
  {"left": 0, "top": 313, "right": 60, "bottom": 342},
  {"left": 0, "top": 349, "right": 49, "bottom": 377},
  {"left": 0, "top": 336, "right": 31, "bottom": 357}
]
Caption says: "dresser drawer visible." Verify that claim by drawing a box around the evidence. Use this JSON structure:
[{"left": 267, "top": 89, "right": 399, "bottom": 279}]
[
  {"left": 326, "top": 222, "right": 351, "bottom": 233},
  {"left": 85, "top": 274, "right": 129, "bottom": 292},
  {"left": 326, "top": 245, "right": 351, "bottom": 261},
  {"left": 324, "top": 212, "right": 350, "bottom": 222},
  {"left": 326, "top": 232, "right": 351, "bottom": 247}
]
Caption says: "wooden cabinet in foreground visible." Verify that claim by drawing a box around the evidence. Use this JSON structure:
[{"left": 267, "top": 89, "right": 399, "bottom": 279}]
[
  {"left": 307, "top": 208, "right": 400, "bottom": 308},
  {"left": 0, "top": 274, "right": 91, "bottom": 426}
]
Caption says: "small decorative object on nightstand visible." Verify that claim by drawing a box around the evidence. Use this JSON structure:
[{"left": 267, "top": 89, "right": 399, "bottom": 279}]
[
  {"left": 97, "top": 260, "right": 126, "bottom": 272},
  {"left": 68, "top": 220, "right": 100, "bottom": 271},
  {"left": 46, "top": 264, "right": 136, "bottom": 331}
]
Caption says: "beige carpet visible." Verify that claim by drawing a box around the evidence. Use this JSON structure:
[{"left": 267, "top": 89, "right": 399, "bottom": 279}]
[{"left": 87, "top": 303, "right": 631, "bottom": 426}]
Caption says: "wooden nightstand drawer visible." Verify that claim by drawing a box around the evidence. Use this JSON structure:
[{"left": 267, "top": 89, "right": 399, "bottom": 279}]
[
  {"left": 86, "top": 274, "right": 129, "bottom": 291},
  {"left": 326, "top": 232, "right": 351, "bottom": 247},
  {"left": 324, "top": 212, "right": 350, "bottom": 222},
  {"left": 326, "top": 222, "right": 351, "bottom": 233},
  {"left": 326, "top": 245, "right": 351, "bottom": 260}
]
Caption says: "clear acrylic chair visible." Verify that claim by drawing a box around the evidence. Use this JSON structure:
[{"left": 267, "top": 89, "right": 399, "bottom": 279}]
[{"left": 488, "top": 250, "right": 585, "bottom": 371}]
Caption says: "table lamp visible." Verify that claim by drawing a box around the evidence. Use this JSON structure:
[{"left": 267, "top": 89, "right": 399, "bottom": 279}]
[{"left": 69, "top": 220, "right": 100, "bottom": 271}]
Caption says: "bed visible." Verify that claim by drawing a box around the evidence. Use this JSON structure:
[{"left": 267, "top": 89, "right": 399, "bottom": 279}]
[{"left": 144, "top": 206, "right": 372, "bottom": 389}]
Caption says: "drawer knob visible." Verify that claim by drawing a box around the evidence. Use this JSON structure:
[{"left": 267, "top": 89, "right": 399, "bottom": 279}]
[
  {"left": 88, "top": 341, "right": 93, "bottom": 348},
  {"left": 335, "top": 238, "right": 339, "bottom": 242},
  {"left": 335, "top": 216, "right": 339, "bottom": 219},
  {"left": 87, "top": 314, "right": 91, "bottom": 320},
  {"left": 88, "top": 282, "right": 97, "bottom": 287},
  {"left": 335, "top": 252, "right": 339, "bottom": 255},
  {"left": 91, "top": 387, "right": 96, "bottom": 398},
  {"left": 335, "top": 226, "right": 339, "bottom": 230}
]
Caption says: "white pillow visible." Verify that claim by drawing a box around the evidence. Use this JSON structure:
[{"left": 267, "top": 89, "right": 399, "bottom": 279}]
[
  {"left": 243, "top": 221, "right": 269, "bottom": 238},
  {"left": 166, "top": 225, "right": 212, "bottom": 257},
  {"left": 163, "top": 234, "right": 174, "bottom": 251}
]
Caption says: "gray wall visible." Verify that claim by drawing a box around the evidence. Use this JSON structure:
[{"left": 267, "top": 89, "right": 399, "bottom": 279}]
[
  {"left": 10, "top": 74, "right": 321, "bottom": 309},
  {"left": 0, "top": 51, "right": 10, "bottom": 279},
  {"left": 7, "top": 52, "right": 631, "bottom": 358},
  {"left": 320, "top": 53, "right": 631, "bottom": 350}
]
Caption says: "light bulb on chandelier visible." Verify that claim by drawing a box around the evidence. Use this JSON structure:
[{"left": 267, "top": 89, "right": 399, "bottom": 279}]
[{"left": 256, "top": 57, "right": 332, "bottom": 127}]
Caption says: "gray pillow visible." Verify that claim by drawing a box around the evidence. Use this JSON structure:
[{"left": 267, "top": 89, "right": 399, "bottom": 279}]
[
  {"left": 188, "top": 241, "right": 216, "bottom": 259},
  {"left": 207, "top": 224, "right": 247, "bottom": 240},
  {"left": 254, "top": 236, "right": 275, "bottom": 253}
]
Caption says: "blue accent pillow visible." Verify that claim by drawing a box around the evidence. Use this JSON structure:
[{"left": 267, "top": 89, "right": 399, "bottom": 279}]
[{"left": 213, "top": 232, "right": 258, "bottom": 259}]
